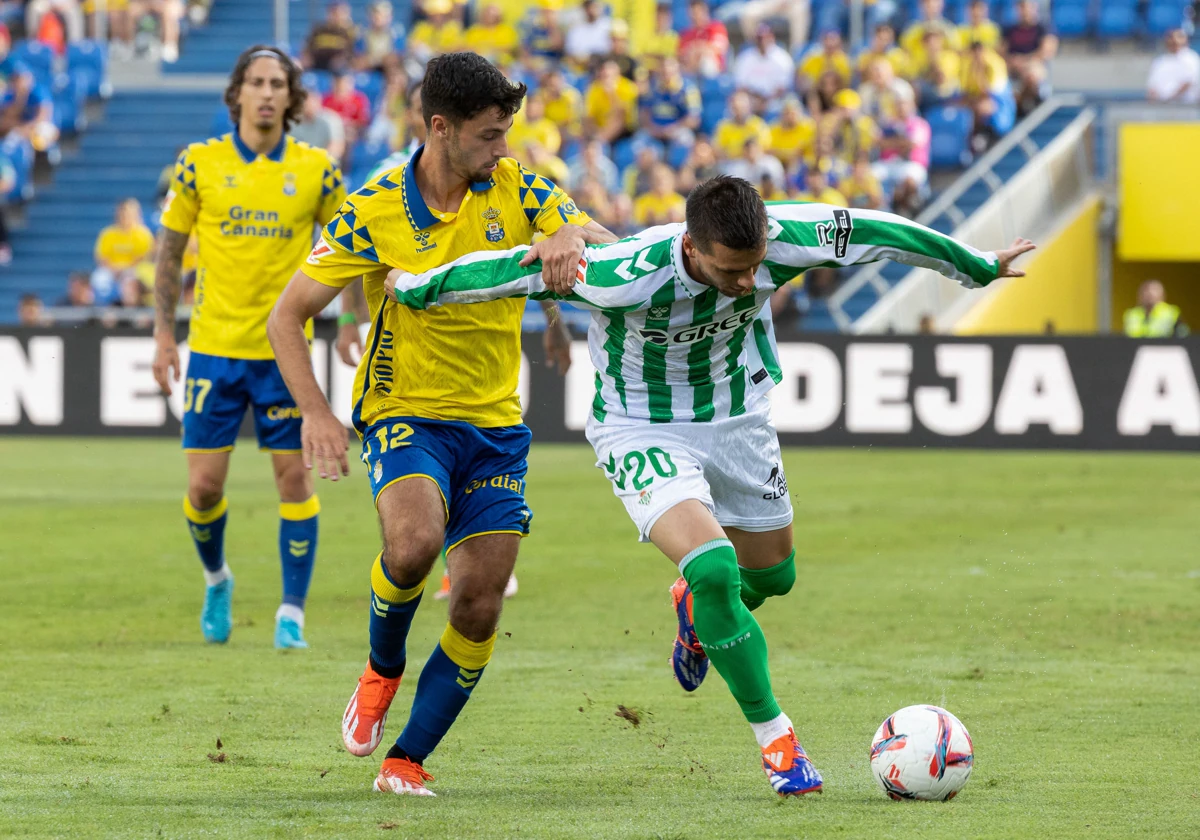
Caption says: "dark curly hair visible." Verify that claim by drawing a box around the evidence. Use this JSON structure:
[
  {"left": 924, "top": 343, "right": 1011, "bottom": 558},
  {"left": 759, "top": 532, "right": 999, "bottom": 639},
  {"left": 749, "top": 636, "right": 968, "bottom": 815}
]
[
  {"left": 686, "top": 176, "right": 769, "bottom": 254},
  {"left": 421, "top": 52, "right": 527, "bottom": 128},
  {"left": 224, "top": 45, "right": 305, "bottom": 131}
]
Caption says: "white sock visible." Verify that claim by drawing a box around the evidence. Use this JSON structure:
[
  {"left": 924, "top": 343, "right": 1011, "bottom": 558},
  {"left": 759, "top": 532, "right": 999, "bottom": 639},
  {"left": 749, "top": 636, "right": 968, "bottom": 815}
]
[
  {"left": 276, "top": 603, "right": 305, "bottom": 627},
  {"left": 202, "top": 564, "right": 231, "bottom": 587},
  {"left": 751, "top": 712, "right": 794, "bottom": 749}
]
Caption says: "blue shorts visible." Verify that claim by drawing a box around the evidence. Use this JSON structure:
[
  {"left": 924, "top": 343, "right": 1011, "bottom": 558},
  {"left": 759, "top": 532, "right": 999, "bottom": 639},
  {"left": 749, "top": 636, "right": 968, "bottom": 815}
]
[
  {"left": 360, "top": 417, "right": 533, "bottom": 553},
  {"left": 181, "top": 351, "right": 302, "bottom": 452}
]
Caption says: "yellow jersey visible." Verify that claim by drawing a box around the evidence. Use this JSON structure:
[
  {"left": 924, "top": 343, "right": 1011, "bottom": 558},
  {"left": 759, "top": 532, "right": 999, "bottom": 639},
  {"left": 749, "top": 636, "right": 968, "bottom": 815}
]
[
  {"left": 713, "top": 115, "right": 772, "bottom": 159},
  {"left": 538, "top": 87, "right": 583, "bottom": 136},
  {"left": 161, "top": 133, "right": 346, "bottom": 359},
  {"left": 856, "top": 46, "right": 911, "bottom": 80},
  {"left": 507, "top": 111, "right": 562, "bottom": 155},
  {"left": 633, "top": 191, "right": 685, "bottom": 226},
  {"left": 795, "top": 187, "right": 849, "bottom": 207},
  {"left": 95, "top": 224, "right": 155, "bottom": 270},
  {"left": 585, "top": 76, "right": 640, "bottom": 134},
  {"left": 768, "top": 119, "right": 816, "bottom": 167},
  {"left": 301, "top": 149, "right": 592, "bottom": 431},
  {"left": 409, "top": 19, "right": 463, "bottom": 55},
  {"left": 799, "top": 50, "right": 852, "bottom": 87},
  {"left": 462, "top": 21, "right": 520, "bottom": 60},
  {"left": 959, "top": 20, "right": 1001, "bottom": 50}
]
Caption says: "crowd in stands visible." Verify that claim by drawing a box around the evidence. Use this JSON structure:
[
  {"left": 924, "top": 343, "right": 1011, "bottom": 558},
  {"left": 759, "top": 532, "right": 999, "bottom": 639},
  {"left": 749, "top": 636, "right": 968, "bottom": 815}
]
[{"left": 21, "top": 0, "right": 1151, "bottom": 329}]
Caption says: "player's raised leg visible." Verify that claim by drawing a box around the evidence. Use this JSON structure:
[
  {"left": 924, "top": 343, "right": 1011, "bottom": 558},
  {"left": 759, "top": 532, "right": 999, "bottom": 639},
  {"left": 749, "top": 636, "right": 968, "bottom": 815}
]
[
  {"left": 184, "top": 450, "right": 235, "bottom": 644},
  {"left": 271, "top": 453, "right": 318, "bottom": 649},
  {"left": 651, "top": 502, "right": 822, "bottom": 796},
  {"left": 376, "top": 532, "right": 516, "bottom": 796},
  {"left": 343, "top": 475, "right": 444, "bottom": 759}
]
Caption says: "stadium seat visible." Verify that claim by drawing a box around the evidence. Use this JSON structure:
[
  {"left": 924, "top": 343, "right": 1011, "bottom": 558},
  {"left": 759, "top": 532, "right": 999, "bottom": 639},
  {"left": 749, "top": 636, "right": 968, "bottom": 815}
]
[
  {"left": 52, "top": 72, "right": 87, "bottom": 135},
  {"left": 1051, "top": 0, "right": 1092, "bottom": 37},
  {"left": 1096, "top": 0, "right": 1138, "bottom": 38},
  {"left": 210, "top": 104, "right": 235, "bottom": 137},
  {"left": 12, "top": 40, "right": 55, "bottom": 86},
  {"left": 302, "top": 70, "right": 333, "bottom": 96},
  {"left": 999, "top": 0, "right": 1021, "bottom": 27},
  {"left": 926, "top": 106, "right": 973, "bottom": 169},
  {"left": 1145, "top": 0, "right": 1187, "bottom": 36},
  {"left": 355, "top": 71, "right": 384, "bottom": 114},
  {"left": 66, "top": 40, "right": 109, "bottom": 99}
]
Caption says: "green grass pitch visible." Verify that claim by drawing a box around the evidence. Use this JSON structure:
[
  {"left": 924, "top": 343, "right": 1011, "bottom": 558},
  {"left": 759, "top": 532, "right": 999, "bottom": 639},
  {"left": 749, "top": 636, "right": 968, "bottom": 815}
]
[{"left": 1, "top": 438, "right": 1198, "bottom": 839}]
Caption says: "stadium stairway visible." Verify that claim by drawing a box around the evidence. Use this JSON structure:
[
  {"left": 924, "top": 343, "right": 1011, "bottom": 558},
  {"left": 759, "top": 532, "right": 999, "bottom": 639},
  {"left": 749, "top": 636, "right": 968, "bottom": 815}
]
[
  {"left": 3, "top": 90, "right": 217, "bottom": 315},
  {"left": 801, "top": 101, "right": 1087, "bottom": 332},
  {"left": 166, "top": 0, "right": 404, "bottom": 75}
]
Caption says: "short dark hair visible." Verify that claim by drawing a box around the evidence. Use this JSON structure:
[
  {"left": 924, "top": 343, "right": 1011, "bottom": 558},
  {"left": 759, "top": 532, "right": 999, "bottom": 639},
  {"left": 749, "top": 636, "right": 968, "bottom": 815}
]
[
  {"left": 422, "top": 52, "right": 527, "bottom": 128},
  {"left": 224, "top": 45, "right": 305, "bottom": 131},
  {"left": 685, "top": 176, "right": 768, "bottom": 254}
]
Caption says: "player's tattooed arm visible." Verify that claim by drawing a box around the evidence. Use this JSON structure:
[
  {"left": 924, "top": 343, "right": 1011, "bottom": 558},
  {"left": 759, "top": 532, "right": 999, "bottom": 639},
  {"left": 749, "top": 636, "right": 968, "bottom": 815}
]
[
  {"left": 539, "top": 299, "right": 571, "bottom": 376},
  {"left": 151, "top": 227, "right": 190, "bottom": 396},
  {"left": 334, "top": 279, "right": 369, "bottom": 366}
]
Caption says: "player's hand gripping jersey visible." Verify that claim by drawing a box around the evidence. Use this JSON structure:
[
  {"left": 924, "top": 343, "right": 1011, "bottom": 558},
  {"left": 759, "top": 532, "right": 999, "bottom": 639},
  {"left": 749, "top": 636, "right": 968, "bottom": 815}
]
[{"left": 387, "top": 202, "right": 1000, "bottom": 425}]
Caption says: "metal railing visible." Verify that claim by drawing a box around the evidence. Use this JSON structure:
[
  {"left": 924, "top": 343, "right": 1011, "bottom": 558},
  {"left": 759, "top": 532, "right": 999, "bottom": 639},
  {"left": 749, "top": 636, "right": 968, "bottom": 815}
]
[{"left": 825, "top": 93, "right": 1089, "bottom": 333}]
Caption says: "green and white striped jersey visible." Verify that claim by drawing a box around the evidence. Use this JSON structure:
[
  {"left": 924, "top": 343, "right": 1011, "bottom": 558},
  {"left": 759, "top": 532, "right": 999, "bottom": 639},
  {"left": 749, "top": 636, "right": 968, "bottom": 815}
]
[{"left": 390, "top": 202, "right": 1000, "bottom": 425}]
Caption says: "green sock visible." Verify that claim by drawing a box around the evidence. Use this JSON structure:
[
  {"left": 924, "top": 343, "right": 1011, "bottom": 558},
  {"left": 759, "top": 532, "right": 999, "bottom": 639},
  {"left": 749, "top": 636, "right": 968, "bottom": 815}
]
[
  {"left": 738, "top": 550, "right": 796, "bottom": 612},
  {"left": 680, "top": 539, "right": 781, "bottom": 724}
]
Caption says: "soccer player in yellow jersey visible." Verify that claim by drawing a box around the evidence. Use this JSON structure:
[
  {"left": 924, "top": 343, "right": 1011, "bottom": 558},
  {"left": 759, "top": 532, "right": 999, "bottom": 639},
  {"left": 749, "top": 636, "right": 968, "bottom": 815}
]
[
  {"left": 151, "top": 46, "right": 346, "bottom": 649},
  {"left": 267, "top": 52, "right": 616, "bottom": 796}
]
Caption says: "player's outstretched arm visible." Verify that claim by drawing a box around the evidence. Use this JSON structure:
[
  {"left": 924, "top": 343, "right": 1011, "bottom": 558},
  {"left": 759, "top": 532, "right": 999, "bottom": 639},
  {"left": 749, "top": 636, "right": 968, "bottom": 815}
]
[
  {"left": 268, "top": 271, "right": 349, "bottom": 482},
  {"left": 151, "top": 227, "right": 190, "bottom": 396},
  {"left": 766, "top": 203, "right": 1036, "bottom": 289}
]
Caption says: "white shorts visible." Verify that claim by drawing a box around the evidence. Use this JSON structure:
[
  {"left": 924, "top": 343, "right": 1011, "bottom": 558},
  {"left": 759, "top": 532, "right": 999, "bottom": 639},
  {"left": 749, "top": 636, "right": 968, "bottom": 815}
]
[{"left": 586, "top": 408, "right": 794, "bottom": 542}]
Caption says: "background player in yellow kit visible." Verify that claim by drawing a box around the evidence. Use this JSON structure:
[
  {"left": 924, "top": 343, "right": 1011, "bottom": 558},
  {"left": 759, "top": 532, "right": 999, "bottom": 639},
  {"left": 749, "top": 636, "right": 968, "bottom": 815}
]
[
  {"left": 151, "top": 46, "right": 346, "bottom": 649},
  {"left": 268, "top": 52, "right": 615, "bottom": 796}
]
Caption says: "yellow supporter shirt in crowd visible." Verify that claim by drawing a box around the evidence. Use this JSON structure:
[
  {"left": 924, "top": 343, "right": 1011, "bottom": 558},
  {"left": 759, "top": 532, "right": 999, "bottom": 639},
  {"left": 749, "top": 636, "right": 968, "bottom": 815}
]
[
  {"left": 462, "top": 20, "right": 520, "bottom": 60},
  {"left": 959, "top": 20, "right": 1001, "bottom": 50},
  {"left": 837, "top": 172, "right": 884, "bottom": 207},
  {"left": 914, "top": 50, "right": 962, "bottom": 97},
  {"left": 819, "top": 112, "right": 879, "bottom": 163},
  {"left": 95, "top": 224, "right": 155, "bottom": 270},
  {"left": 856, "top": 46, "right": 911, "bottom": 79},
  {"left": 585, "top": 75, "right": 640, "bottom": 135},
  {"left": 160, "top": 133, "right": 345, "bottom": 359},
  {"left": 633, "top": 191, "right": 685, "bottom": 226},
  {"left": 538, "top": 87, "right": 583, "bottom": 136},
  {"left": 301, "top": 149, "right": 592, "bottom": 430},
  {"left": 960, "top": 48, "right": 1009, "bottom": 96},
  {"left": 408, "top": 19, "right": 463, "bottom": 55},
  {"left": 800, "top": 50, "right": 853, "bottom": 87},
  {"left": 901, "top": 20, "right": 963, "bottom": 68},
  {"left": 713, "top": 115, "right": 772, "bottom": 159},
  {"left": 508, "top": 111, "right": 563, "bottom": 155},
  {"left": 795, "top": 187, "right": 849, "bottom": 207},
  {"left": 768, "top": 118, "right": 816, "bottom": 167}
]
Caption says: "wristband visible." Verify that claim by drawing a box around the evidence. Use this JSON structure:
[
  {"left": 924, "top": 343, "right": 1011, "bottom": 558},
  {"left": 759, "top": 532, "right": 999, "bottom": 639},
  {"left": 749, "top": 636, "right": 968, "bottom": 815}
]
[{"left": 337, "top": 312, "right": 357, "bottom": 327}]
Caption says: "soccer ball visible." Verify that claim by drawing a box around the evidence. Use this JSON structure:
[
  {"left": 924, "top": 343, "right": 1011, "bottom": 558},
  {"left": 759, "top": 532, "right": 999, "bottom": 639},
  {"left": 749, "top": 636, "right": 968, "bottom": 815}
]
[{"left": 869, "top": 705, "right": 974, "bottom": 801}]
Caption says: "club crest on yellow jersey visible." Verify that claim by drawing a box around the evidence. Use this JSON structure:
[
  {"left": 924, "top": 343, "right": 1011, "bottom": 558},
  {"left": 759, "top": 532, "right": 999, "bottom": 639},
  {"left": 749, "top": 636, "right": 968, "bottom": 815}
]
[
  {"left": 482, "top": 206, "right": 505, "bottom": 242},
  {"left": 283, "top": 171, "right": 297, "bottom": 196}
]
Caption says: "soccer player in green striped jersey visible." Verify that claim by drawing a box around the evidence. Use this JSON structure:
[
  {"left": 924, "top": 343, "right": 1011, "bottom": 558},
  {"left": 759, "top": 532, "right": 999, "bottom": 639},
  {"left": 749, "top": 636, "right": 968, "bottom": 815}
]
[{"left": 382, "top": 176, "right": 1035, "bottom": 796}]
